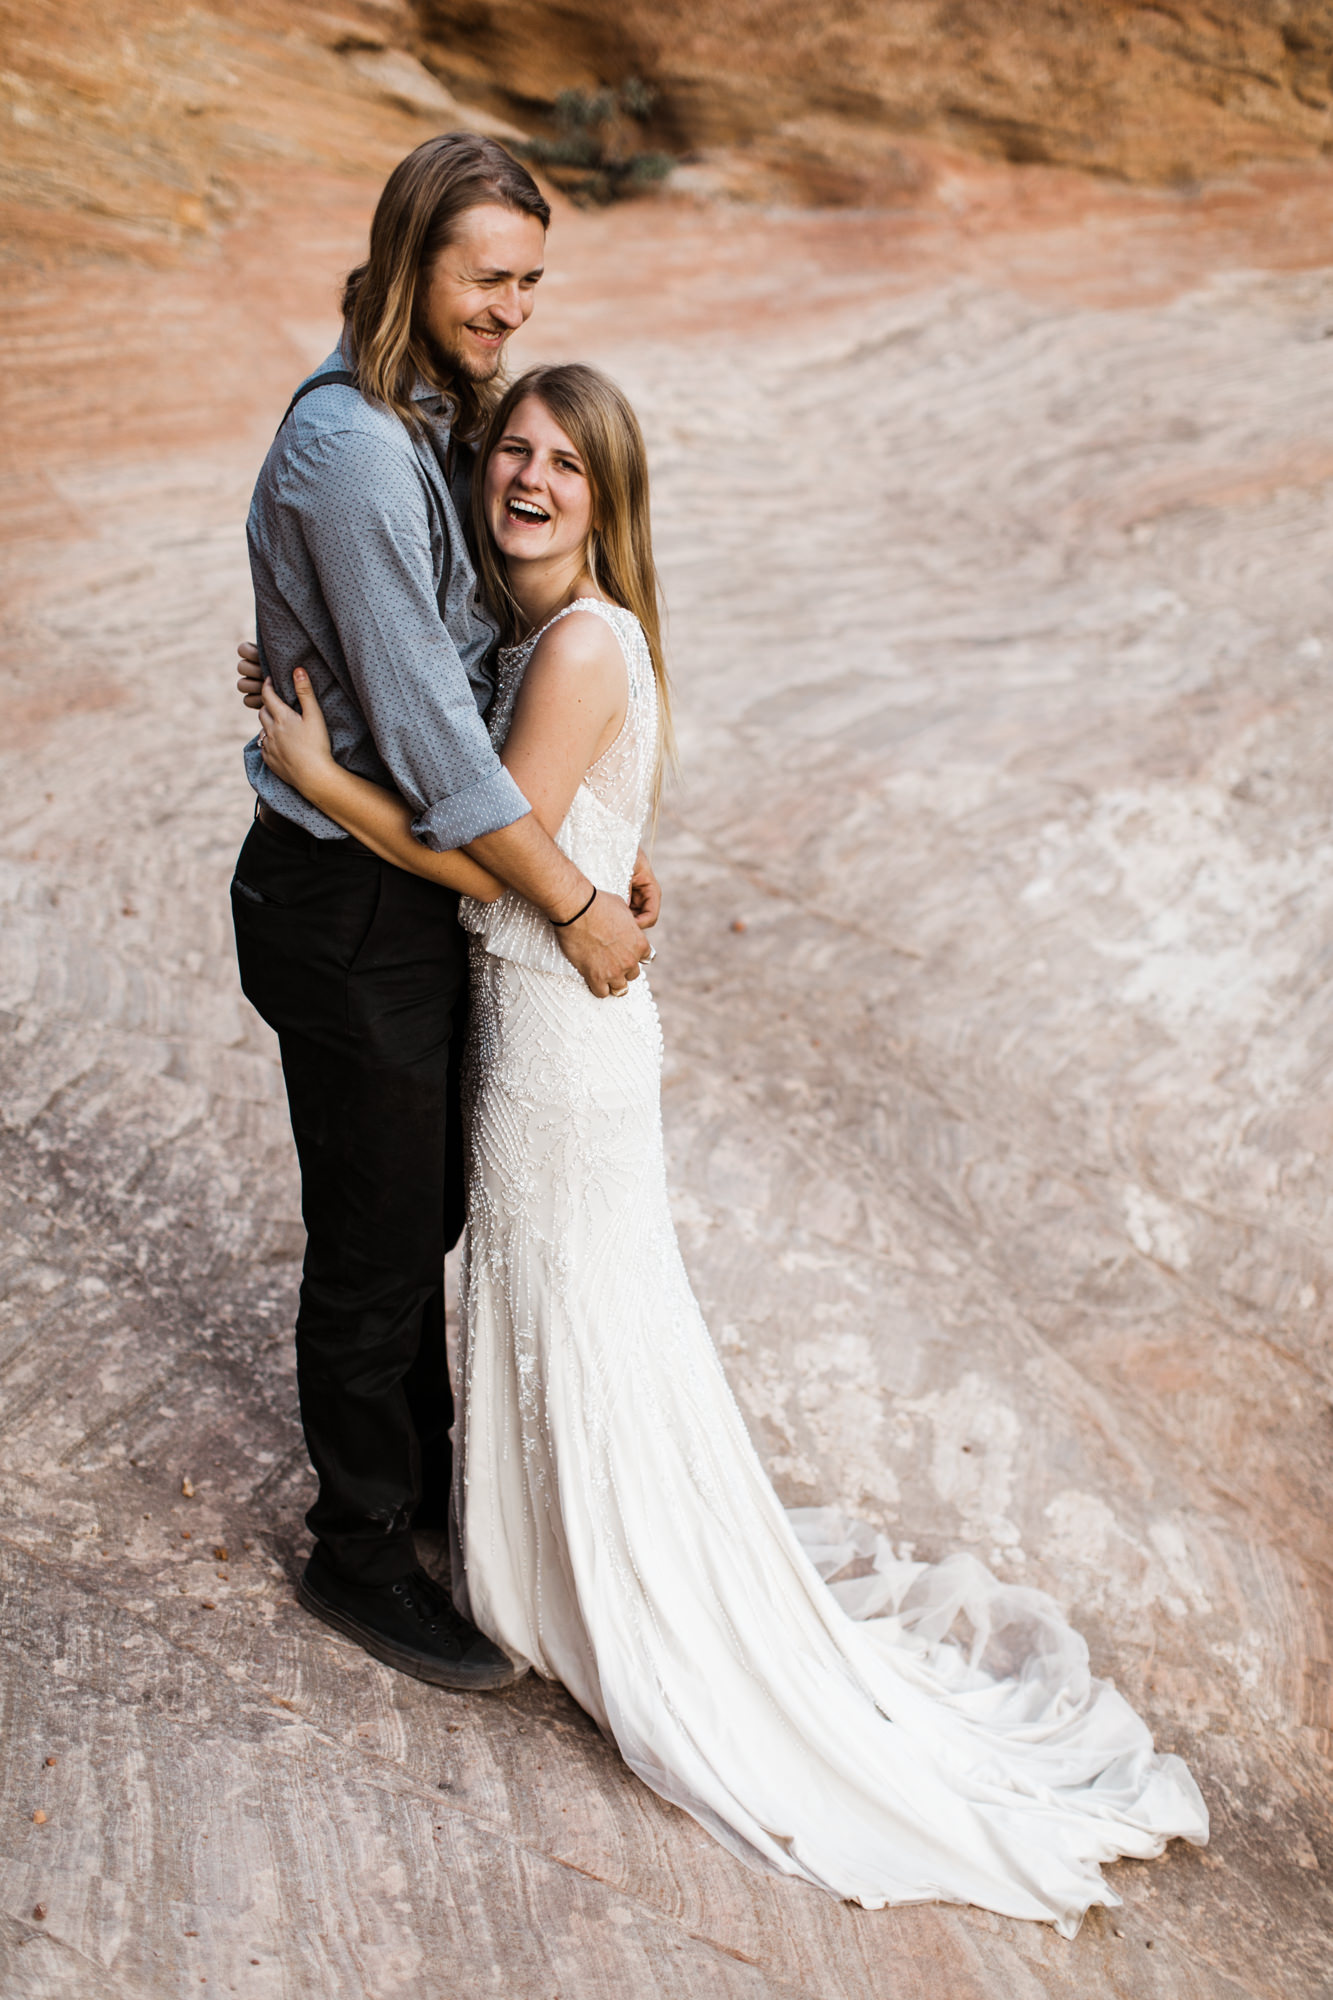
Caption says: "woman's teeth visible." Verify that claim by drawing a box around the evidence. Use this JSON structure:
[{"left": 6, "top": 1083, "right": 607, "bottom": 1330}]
[{"left": 507, "top": 500, "right": 549, "bottom": 522}]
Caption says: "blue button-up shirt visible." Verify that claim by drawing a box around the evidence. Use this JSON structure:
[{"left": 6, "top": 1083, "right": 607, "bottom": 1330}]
[{"left": 244, "top": 347, "right": 528, "bottom": 850}]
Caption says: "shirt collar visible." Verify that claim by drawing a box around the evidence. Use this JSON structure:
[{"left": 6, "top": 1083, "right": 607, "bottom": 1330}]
[
  {"left": 331, "top": 330, "right": 454, "bottom": 432},
  {"left": 410, "top": 372, "right": 455, "bottom": 431}
]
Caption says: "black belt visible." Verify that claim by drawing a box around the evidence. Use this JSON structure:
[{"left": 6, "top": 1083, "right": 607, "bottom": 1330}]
[{"left": 256, "top": 798, "right": 371, "bottom": 855}]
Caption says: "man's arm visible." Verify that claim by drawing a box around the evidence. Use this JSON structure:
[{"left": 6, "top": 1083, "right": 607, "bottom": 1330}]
[
  {"left": 244, "top": 638, "right": 658, "bottom": 927},
  {"left": 465, "top": 818, "right": 649, "bottom": 995},
  {"left": 288, "top": 425, "right": 526, "bottom": 852},
  {"left": 257, "top": 668, "right": 503, "bottom": 899},
  {"left": 285, "top": 429, "right": 646, "bottom": 992},
  {"left": 238, "top": 642, "right": 649, "bottom": 991}
]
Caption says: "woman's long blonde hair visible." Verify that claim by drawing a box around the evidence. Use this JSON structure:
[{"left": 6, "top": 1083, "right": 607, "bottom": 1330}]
[{"left": 471, "top": 363, "right": 675, "bottom": 791}]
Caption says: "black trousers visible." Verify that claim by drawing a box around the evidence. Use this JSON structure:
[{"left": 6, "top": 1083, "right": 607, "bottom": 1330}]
[{"left": 231, "top": 811, "right": 468, "bottom": 1584}]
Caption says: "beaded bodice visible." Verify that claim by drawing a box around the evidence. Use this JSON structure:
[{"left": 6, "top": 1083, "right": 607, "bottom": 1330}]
[{"left": 459, "top": 598, "right": 659, "bottom": 976}]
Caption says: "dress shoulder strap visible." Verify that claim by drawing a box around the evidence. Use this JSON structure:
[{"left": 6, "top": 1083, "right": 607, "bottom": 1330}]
[
  {"left": 531, "top": 597, "right": 622, "bottom": 639},
  {"left": 527, "top": 598, "right": 645, "bottom": 673}
]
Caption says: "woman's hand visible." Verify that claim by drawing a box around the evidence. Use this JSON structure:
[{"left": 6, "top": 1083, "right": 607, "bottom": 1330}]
[
  {"left": 237, "top": 639, "right": 264, "bottom": 710},
  {"left": 258, "top": 668, "right": 336, "bottom": 798},
  {"left": 253, "top": 668, "right": 506, "bottom": 903}
]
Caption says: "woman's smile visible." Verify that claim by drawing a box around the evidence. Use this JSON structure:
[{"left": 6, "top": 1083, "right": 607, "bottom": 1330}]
[
  {"left": 505, "top": 496, "right": 551, "bottom": 525},
  {"left": 485, "top": 395, "right": 593, "bottom": 574}
]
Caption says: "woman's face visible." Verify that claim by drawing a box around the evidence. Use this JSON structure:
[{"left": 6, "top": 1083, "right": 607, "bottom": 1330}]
[{"left": 484, "top": 395, "right": 593, "bottom": 571}]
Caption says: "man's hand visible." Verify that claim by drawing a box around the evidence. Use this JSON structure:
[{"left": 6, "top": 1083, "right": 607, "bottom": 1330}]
[
  {"left": 628, "top": 847, "right": 661, "bottom": 930},
  {"left": 554, "top": 889, "right": 651, "bottom": 999},
  {"left": 237, "top": 639, "right": 264, "bottom": 710}
]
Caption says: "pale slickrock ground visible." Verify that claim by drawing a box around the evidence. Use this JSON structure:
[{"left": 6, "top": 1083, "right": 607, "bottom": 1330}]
[{"left": 1, "top": 123, "right": 1331, "bottom": 2000}]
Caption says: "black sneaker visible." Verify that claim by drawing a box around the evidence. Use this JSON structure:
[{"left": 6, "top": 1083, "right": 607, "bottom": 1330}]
[{"left": 297, "top": 1552, "right": 525, "bottom": 1691}]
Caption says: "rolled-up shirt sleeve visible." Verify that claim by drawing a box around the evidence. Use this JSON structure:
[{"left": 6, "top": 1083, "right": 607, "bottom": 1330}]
[{"left": 287, "top": 426, "right": 528, "bottom": 851}]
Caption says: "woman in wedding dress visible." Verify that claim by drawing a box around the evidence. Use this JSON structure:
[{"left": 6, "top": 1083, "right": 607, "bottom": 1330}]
[{"left": 252, "top": 362, "right": 1207, "bottom": 1936}]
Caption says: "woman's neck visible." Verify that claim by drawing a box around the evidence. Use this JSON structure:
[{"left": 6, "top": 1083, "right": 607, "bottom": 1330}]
[{"left": 506, "top": 553, "right": 602, "bottom": 638}]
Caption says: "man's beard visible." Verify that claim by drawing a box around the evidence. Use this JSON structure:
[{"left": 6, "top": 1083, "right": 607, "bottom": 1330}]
[{"left": 426, "top": 326, "right": 505, "bottom": 386}]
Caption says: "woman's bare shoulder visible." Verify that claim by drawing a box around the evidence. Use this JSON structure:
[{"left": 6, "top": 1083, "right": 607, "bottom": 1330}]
[{"left": 525, "top": 603, "right": 626, "bottom": 688}]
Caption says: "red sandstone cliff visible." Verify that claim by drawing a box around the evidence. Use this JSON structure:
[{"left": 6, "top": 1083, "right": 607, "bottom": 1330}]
[
  {"left": 3, "top": 0, "right": 1333, "bottom": 273},
  {"left": 415, "top": 0, "right": 1333, "bottom": 197}
]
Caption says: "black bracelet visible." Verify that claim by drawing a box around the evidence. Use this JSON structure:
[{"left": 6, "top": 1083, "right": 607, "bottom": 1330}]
[{"left": 551, "top": 886, "right": 597, "bottom": 928}]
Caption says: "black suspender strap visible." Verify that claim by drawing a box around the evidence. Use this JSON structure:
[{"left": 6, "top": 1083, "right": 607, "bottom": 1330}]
[{"left": 276, "top": 368, "right": 357, "bottom": 433}]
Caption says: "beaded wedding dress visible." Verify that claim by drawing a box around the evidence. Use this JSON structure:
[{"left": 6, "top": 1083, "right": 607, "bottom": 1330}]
[{"left": 455, "top": 599, "right": 1207, "bottom": 1935}]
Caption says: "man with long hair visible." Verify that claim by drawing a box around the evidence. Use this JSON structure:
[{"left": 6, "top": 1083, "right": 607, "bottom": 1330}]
[{"left": 231, "top": 134, "right": 656, "bottom": 1690}]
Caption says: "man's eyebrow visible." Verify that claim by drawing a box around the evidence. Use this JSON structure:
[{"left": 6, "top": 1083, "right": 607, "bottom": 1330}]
[{"left": 469, "top": 264, "right": 545, "bottom": 282}]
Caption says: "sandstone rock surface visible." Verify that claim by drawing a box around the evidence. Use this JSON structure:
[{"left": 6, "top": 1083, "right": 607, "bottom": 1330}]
[
  {"left": 2, "top": 6, "right": 1332, "bottom": 1998},
  {"left": 418, "top": 0, "right": 1333, "bottom": 195}
]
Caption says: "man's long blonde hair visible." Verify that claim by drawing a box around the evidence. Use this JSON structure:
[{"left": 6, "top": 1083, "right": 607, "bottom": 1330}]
[
  {"left": 341, "top": 133, "right": 550, "bottom": 439},
  {"left": 471, "top": 364, "right": 675, "bottom": 792}
]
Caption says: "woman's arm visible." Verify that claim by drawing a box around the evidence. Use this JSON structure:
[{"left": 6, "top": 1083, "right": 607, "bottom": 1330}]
[
  {"left": 258, "top": 670, "right": 504, "bottom": 900},
  {"left": 239, "top": 633, "right": 659, "bottom": 926}
]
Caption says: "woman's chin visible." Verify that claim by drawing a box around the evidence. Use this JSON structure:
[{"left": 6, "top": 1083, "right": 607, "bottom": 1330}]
[{"left": 494, "top": 530, "right": 546, "bottom": 562}]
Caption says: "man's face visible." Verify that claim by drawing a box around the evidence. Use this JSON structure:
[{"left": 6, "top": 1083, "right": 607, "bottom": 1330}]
[{"left": 421, "top": 203, "right": 546, "bottom": 383}]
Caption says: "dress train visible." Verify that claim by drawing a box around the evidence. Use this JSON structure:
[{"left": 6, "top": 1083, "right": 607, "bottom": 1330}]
[{"left": 453, "top": 598, "right": 1207, "bottom": 1936}]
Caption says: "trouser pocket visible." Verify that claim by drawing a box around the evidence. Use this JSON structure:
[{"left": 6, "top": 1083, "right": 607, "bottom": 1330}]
[{"left": 230, "top": 821, "right": 381, "bottom": 1045}]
